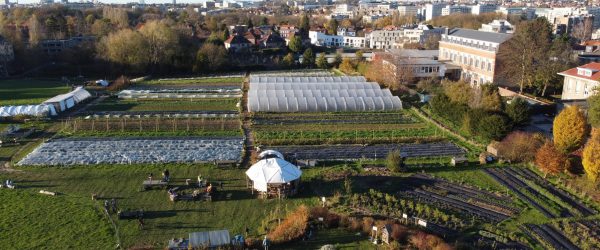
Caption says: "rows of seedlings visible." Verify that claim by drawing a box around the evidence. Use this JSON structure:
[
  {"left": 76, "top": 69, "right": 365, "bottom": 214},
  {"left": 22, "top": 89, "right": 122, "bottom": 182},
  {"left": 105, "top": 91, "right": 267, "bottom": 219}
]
[
  {"left": 554, "top": 220, "right": 600, "bottom": 249},
  {"left": 511, "top": 168, "right": 597, "bottom": 217},
  {"left": 484, "top": 168, "right": 558, "bottom": 218},
  {"left": 525, "top": 224, "right": 580, "bottom": 250},
  {"left": 398, "top": 175, "right": 518, "bottom": 223}
]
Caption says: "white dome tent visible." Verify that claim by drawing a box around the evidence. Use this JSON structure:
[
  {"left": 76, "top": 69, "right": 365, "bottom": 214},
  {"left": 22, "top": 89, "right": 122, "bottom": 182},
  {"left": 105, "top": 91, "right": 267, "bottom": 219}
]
[{"left": 245, "top": 150, "right": 302, "bottom": 199}]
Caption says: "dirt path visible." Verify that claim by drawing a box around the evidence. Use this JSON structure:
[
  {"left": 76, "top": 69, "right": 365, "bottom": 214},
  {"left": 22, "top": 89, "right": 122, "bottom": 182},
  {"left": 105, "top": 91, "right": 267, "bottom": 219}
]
[{"left": 240, "top": 72, "right": 255, "bottom": 169}]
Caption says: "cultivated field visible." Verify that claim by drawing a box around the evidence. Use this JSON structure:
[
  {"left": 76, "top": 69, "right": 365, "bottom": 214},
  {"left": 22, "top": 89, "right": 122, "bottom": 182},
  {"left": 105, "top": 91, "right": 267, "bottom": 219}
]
[
  {"left": 88, "top": 98, "right": 239, "bottom": 112},
  {"left": 0, "top": 78, "right": 70, "bottom": 106}
]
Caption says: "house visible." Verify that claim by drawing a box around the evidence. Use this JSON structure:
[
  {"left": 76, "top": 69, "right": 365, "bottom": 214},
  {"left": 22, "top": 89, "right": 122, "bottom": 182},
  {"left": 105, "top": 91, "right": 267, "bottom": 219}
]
[
  {"left": 378, "top": 49, "right": 448, "bottom": 82},
  {"left": 309, "top": 31, "right": 343, "bottom": 47},
  {"left": 438, "top": 28, "right": 512, "bottom": 85},
  {"left": 224, "top": 35, "right": 252, "bottom": 53},
  {"left": 259, "top": 33, "right": 286, "bottom": 49},
  {"left": 558, "top": 62, "right": 600, "bottom": 101},
  {"left": 39, "top": 36, "right": 95, "bottom": 55},
  {"left": 244, "top": 28, "right": 263, "bottom": 46},
  {"left": 278, "top": 25, "right": 299, "bottom": 39},
  {"left": 479, "top": 20, "right": 513, "bottom": 34}
]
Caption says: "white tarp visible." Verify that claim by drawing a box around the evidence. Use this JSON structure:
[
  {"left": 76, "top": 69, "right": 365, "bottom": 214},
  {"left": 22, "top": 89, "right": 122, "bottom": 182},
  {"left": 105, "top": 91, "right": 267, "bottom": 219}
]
[
  {"left": 246, "top": 157, "right": 302, "bottom": 192},
  {"left": 96, "top": 80, "right": 109, "bottom": 86},
  {"left": 0, "top": 104, "right": 57, "bottom": 117}
]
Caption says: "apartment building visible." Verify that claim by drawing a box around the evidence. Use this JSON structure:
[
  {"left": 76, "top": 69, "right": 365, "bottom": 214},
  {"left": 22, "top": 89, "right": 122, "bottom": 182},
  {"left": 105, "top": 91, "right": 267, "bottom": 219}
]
[
  {"left": 441, "top": 5, "right": 471, "bottom": 16},
  {"left": 439, "top": 28, "right": 512, "bottom": 85},
  {"left": 558, "top": 62, "right": 600, "bottom": 100},
  {"left": 368, "top": 25, "right": 445, "bottom": 50},
  {"left": 398, "top": 5, "right": 419, "bottom": 17},
  {"left": 308, "top": 30, "right": 366, "bottom": 48},
  {"left": 479, "top": 20, "right": 513, "bottom": 33},
  {"left": 425, "top": 3, "right": 446, "bottom": 21},
  {"left": 471, "top": 4, "right": 497, "bottom": 15}
]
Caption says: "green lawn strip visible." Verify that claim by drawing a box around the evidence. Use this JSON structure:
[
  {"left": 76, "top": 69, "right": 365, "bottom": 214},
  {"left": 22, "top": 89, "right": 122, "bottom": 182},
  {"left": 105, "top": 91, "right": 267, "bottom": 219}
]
[
  {"left": 254, "top": 122, "right": 429, "bottom": 132},
  {"left": 515, "top": 187, "right": 562, "bottom": 218},
  {"left": 0, "top": 79, "right": 71, "bottom": 106},
  {"left": 426, "top": 167, "right": 507, "bottom": 193},
  {"left": 88, "top": 98, "right": 239, "bottom": 112},
  {"left": 274, "top": 228, "right": 373, "bottom": 250},
  {"left": 0, "top": 189, "right": 115, "bottom": 249},
  {"left": 530, "top": 167, "right": 600, "bottom": 212},
  {"left": 1, "top": 164, "right": 321, "bottom": 248},
  {"left": 254, "top": 126, "right": 441, "bottom": 141},
  {"left": 494, "top": 208, "right": 550, "bottom": 249},
  {"left": 140, "top": 77, "right": 244, "bottom": 85}
]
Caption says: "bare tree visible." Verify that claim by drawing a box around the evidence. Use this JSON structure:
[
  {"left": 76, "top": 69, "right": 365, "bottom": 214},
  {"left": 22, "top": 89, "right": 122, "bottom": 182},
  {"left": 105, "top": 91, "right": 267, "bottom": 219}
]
[{"left": 572, "top": 17, "right": 593, "bottom": 43}]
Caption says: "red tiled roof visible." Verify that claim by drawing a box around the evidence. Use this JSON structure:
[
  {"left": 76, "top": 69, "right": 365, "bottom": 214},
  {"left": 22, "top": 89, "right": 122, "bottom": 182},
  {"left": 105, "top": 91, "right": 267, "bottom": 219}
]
[
  {"left": 582, "top": 40, "right": 600, "bottom": 46},
  {"left": 559, "top": 62, "right": 600, "bottom": 81}
]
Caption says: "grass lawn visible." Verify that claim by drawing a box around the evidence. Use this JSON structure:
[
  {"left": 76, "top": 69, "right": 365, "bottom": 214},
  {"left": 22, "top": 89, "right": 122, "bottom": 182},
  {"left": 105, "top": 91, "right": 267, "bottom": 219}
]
[
  {"left": 425, "top": 165, "right": 506, "bottom": 193},
  {"left": 274, "top": 228, "right": 373, "bottom": 250},
  {"left": 0, "top": 78, "right": 70, "bottom": 106},
  {"left": 88, "top": 98, "right": 239, "bottom": 112},
  {"left": 0, "top": 164, "right": 320, "bottom": 248}
]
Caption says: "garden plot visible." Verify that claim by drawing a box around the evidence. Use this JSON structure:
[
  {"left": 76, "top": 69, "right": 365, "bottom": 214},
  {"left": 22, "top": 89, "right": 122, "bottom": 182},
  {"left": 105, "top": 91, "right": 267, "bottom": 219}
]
[
  {"left": 270, "top": 142, "right": 465, "bottom": 160},
  {"left": 139, "top": 76, "right": 244, "bottom": 86},
  {"left": 82, "top": 110, "right": 239, "bottom": 119},
  {"left": 524, "top": 224, "right": 579, "bottom": 250},
  {"left": 88, "top": 98, "right": 239, "bottom": 112},
  {"left": 18, "top": 137, "right": 243, "bottom": 165},
  {"left": 396, "top": 174, "right": 519, "bottom": 223},
  {"left": 485, "top": 167, "right": 596, "bottom": 218},
  {"left": 250, "top": 70, "right": 333, "bottom": 77}
]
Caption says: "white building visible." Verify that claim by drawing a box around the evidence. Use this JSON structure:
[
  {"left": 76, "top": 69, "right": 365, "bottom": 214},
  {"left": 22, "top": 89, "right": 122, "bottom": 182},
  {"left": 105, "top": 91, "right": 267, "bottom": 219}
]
[
  {"left": 425, "top": 3, "right": 446, "bottom": 21},
  {"left": 381, "top": 49, "right": 447, "bottom": 79},
  {"left": 479, "top": 20, "right": 513, "bottom": 34},
  {"left": 558, "top": 62, "right": 600, "bottom": 100},
  {"left": 309, "top": 31, "right": 342, "bottom": 47},
  {"left": 334, "top": 3, "right": 354, "bottom": 17},
  {"left": 343, "top": 36, "right": 367, "bottom": 48},
  {"left": 398, "top": 5, "right": 419, "bottom": 17},
  {"left": 441, "top": 5, "right": 471, "bottom": 16},
  {"left": 496, "top": 7, "right": 535, "bottom": 20},
  {"left": 368, "top": 25, "right": 445, "bottom": 49},
  {"left": 471, "top": 4, "right": 497, "bottom": 15}
]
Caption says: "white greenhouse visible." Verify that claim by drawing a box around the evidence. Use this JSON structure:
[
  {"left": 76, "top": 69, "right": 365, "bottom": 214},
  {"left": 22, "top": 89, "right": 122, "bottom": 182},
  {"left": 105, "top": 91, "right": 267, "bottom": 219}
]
[
  {"left": 248, "top": 76, "right": 402, "bottom": 112},
  {"left": 43, "top": 87, "right": 91, "bottom": 112}
]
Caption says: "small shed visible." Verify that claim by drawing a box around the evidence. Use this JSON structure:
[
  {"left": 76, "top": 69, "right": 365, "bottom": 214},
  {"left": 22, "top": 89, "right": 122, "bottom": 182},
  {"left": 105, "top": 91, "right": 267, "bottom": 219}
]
[
  {"left": 381, "top": 224, "right": 393, "bottom": 244},
  {"left": 188, "top": 230, "right": 230, "bottom": 248},
  {"left": 451, "top": 156, "right": 467, "bottom": 166}
]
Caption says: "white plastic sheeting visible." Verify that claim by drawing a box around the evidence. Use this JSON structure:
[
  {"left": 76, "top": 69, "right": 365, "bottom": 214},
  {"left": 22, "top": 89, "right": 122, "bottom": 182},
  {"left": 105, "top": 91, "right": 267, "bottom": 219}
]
[
  {"left": 246, "top": 157, "right": 302, "bottom": 192},
  {"left": 43, "top": 87, "right": 92, "bottom": 112},
  {"left": 248, "top": 76, "right": 402, "bottom": 112},
  {"left": 188, "top": 230, "right": 230, "bottom": 248},
  {"left": 118, "top": 89, "right": 242, "bottom": 99},
  {"left": 17, "top": 138, "right": 243, "bottom": 166},
  {"left": 0, "top": 104, "right": 57, "bottom": 117}
]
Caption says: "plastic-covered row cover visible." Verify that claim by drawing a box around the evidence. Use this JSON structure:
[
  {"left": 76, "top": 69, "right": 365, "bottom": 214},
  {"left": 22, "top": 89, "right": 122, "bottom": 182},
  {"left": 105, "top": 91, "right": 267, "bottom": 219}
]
[
  {"left": 248, "top": 76, "right": 402, "bottom": 112},
  {"left": 0, "top": 104, "right": 57, "bottom": 117}
]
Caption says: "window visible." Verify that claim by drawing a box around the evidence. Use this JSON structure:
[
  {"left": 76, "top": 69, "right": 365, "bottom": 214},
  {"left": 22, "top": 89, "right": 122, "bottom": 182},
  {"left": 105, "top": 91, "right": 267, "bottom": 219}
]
[
  {"left": 487, "top": 62, "right": 492, "bottom": 71},
  {"left": 475, "top": 59, "right": 479, "bottom": 68}
]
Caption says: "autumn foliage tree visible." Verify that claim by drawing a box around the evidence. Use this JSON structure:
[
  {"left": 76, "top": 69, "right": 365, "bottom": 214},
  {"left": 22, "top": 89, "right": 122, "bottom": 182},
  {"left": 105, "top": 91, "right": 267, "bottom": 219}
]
[
  {"left": 267, "top": 205, "right": 309, "bottom": 244},
  {"left": 535, "top": 142, "right": 569, "bottom": 177},
  {"left": 582, "top": 131, "right": 600, "bottom": 182},
  {"left": 497, "top": 131, "right": 545, "bottom": 163},
  {"left": 553, "top": 106, "right": 589, "bottom": 153}
]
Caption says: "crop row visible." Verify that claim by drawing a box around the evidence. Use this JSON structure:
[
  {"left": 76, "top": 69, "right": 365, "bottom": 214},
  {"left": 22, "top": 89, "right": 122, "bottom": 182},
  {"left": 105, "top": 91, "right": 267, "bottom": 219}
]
[
  {"left": 89, "top": 98, "right": 239, "bottom": 112},
  {"left": 61, "top": 118, "right": 241, "bottom": 133},
  {"left": 252, "top": 111, "right": 418, "bottom": 125},
  {"left": 511, "top": 168, "right": 597, "bottom": 217},
  {"left": 525, "top": 224, "right": 579, "bottom": 250},
  {"left": 485, "top": 168, "right": 558, "bottom": 218}
]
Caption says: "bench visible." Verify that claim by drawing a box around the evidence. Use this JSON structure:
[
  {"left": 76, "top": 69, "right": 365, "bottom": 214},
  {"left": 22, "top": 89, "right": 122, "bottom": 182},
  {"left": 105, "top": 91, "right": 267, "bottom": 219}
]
[{"left": 142, "top": 180, "right": 168, "bottom": 190}]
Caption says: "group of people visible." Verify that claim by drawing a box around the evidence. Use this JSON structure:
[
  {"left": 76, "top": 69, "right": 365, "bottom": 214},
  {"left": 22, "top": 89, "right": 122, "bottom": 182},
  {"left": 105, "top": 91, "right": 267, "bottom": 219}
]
[
  {"left": 103, "top": 198, "right": 118, "bottom": 214},
  {"left": 1, "top": 179, "right": 15, "bottom": 189},
  {"left": 147, "top": 169, "right": 171, "bottom": 182}
]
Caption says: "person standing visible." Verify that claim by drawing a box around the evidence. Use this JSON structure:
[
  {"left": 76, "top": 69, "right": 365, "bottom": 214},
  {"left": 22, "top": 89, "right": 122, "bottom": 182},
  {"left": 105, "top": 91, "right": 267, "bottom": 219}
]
[{"left": 262, "top": 236, "right": 270, "bottom": 250}]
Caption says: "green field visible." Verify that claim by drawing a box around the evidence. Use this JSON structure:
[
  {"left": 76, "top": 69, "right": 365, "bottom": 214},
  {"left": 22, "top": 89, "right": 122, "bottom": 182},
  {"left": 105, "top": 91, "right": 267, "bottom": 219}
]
[
  {"left": 88, "top": 98, "right": 239, "bottom": 112},
  {"left": 0, "top": 164, "right": 319, "bottom": 248},
  {"left": 252, "top": 110, "right": 445, "bottom": 145},
  {"left": 0, "top": 79, "right": 70, "bottom": 106}
]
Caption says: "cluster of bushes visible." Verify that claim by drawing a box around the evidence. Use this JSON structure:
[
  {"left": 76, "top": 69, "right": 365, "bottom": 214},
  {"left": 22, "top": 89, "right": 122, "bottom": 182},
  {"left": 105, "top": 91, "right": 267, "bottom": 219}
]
[
  {"left": 266, "top": 205, "right": 310, "bottom": 244},
  {"left": 496, "top": 106, "right": 599, "bottom": 183},
  {"left": 429, "top": 81, "right": 530, "bottom": 141}
]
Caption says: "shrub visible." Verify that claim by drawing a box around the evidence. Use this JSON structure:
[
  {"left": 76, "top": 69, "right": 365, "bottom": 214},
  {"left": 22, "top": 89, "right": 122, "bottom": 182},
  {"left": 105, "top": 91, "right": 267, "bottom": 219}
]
[
  {"left": 107, "top": 75, "right": 130, "bottom": 91},
  {"left": 505, "top": 97, "right": 531, "bottom": 126},
  {"left": 553, "top": 106, "right": 589, "bottom": 153},
  {"left": 386, "top": 150, "right": 404, "bottom": 173},
  {"left": 391, "top": 223, "right": 409, "bottom": 243},
  {"left": 582, "top": 131, "right": 600, "bottom": 182},
  {"left": 325, "top": 213, "right": 340, "bottom": 228},
  {"left": 309, "top": 207, "right": 329, "bottom": 220},
  {"left": 348, "top": 217, "right": 362, "bottom": 232},
  {"left": 535, "top": 142, "right": 569, "bottom": 177},
  {"left": 588, "top": 93, "right": 600, "bottom": 128},
  {"left": 410, "top": 231, "right": 452, "bottom": 250},
  {"left": 496, "top": 131, "right": 545, "bottom": 162},
  {"left": 267, "top": 205, "right": 310, "bottom": 244},
  {"left": 339, "top": 58, "right": 355, "bottom": 74},
  {"left": 476, "top": 113, "right": 510, "bottom": 141}
]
